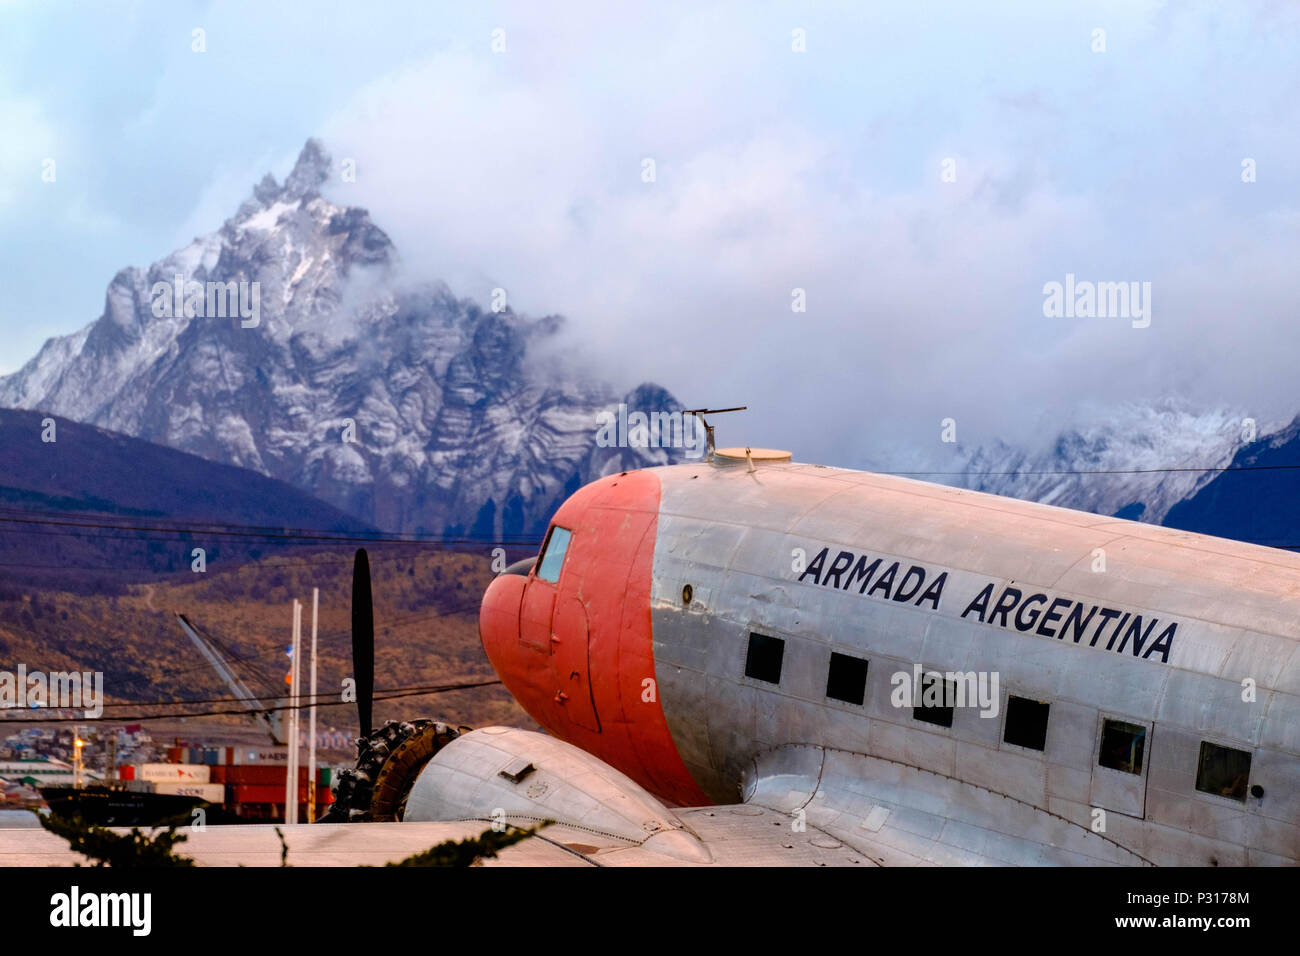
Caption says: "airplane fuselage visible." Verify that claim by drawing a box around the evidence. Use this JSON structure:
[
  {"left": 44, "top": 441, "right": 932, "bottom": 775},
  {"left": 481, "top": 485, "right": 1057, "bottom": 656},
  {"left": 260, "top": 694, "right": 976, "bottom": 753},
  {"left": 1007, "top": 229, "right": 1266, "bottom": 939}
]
[{"left": 479, "top": 455, "right": 1300, "bottom": 865}]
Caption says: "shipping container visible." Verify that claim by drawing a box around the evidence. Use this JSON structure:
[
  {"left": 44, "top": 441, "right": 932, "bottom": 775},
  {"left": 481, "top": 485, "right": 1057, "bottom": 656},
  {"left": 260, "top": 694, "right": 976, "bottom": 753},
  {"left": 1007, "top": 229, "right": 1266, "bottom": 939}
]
[
  {"left": 150, "top": 782, "right": 225, "bottom": 802},
  {"left": 186, "top": 747, "right": 217, "bottom": 766},
  {"left": 219, "top": 766, "right": 315, "bottom": 786},
  {"left": 230, "top": 747, "right": 289, "bottom": 766},
  {"left": 226, "top": 783, "right": 309, "bottom": 804},
  {"left": 137, "top": 763, "right": 210, "bottom": 783}
]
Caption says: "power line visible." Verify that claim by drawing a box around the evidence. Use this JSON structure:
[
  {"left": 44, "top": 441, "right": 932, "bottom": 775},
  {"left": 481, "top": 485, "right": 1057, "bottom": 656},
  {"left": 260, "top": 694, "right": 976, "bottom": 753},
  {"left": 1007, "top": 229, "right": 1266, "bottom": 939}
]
[
  {"left": 81, "top": 677, "right": 498, "bottom": 710},
  {"left": 0, "top": 548, "right": 510, "bottom": 573},
  {"left": 0, "top": 453, "right": 1292, "bottom": 561},
  {"left": 1, "top": 458, "right": 1297, "bottom": 569},
  {"left": 0, "top": 509, "right": 542, "bottom": 546},
  {"left": 0, "top": 598, "right": 488, "bottom": 694},
  {"left": 0, "top": 678, "right": 504, "bottom": 725},
  {"left": 881, "top": 462, "right": 1300, "bottom": 478},
  {"left": 136, "top": 597, "right": 490, "bottom": 692},
  {"left": 4, "top": 461, "right": 1296, "bottom": 548}
]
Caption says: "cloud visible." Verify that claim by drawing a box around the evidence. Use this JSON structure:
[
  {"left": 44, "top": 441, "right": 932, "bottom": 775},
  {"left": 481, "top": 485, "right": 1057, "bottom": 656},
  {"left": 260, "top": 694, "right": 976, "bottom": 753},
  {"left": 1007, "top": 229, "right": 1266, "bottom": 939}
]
[
  {"left": 310, "top": 6, "right": 1300, "bottom": 468},
  {"left": 6, "top": 1, "right": 1300, "bottom": 466},
  {"left": 0, "top": 92, "right": 56, "bottom": 209}
]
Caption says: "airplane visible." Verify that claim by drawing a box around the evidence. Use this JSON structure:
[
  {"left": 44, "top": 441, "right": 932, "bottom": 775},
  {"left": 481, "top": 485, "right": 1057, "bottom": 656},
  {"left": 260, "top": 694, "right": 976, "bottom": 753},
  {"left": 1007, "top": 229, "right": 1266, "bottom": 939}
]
[{"left": 322, "top": 439, "right": 1299, "bottom": 866}]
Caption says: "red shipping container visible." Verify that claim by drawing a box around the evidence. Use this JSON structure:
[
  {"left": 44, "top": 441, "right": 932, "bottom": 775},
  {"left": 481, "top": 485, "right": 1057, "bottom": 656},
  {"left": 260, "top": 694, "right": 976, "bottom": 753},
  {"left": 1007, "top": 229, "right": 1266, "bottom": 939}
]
[
  {"left": 119, "top": 765, "right": 135, "bottom": 781},
  {"left": 227, "top": 783, "right": 310, "bottom": 804},
  {"left": 222, "top": 767, "right": 273, "bottom": 786},
  {"left": 226, "top": 784, "right": 277, "bottom": 804},
  {"left": 220, "top": 766, "right": 311, "bottom": 786}
]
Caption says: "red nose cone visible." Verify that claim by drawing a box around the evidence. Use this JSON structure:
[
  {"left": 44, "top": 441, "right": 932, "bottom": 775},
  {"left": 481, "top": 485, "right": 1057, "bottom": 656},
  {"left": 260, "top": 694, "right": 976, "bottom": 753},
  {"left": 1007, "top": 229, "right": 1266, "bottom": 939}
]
[
  {"left": 474, "top": 470, "right": 711, "bottom": 809},
  {"left": 479, "top": 572, "right": 526, "bottom": 674}
]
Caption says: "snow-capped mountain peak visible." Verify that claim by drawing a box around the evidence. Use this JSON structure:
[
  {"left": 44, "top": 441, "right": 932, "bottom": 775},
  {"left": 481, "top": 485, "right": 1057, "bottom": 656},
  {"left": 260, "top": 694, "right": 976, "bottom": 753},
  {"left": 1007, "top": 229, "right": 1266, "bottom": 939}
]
[
  {"left": 941, "top": 399, "right": 1273, "bottom": 523},
  {"left": 0, "top": 140, "right": 683, "bottom": 537}
]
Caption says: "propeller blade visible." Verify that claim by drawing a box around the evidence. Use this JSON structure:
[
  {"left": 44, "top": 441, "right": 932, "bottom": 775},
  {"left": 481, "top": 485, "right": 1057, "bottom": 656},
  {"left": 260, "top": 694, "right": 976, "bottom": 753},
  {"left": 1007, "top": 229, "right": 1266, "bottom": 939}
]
[{"left": 352, "top": 547, "right": 375, "bottom": 739}]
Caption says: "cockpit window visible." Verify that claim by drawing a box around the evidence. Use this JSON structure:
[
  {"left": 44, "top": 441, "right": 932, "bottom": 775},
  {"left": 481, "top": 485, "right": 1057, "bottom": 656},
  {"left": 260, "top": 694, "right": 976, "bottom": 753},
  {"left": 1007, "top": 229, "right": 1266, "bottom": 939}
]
[{"left": 534, "top": 526, "right": 572, "bottom": 583}]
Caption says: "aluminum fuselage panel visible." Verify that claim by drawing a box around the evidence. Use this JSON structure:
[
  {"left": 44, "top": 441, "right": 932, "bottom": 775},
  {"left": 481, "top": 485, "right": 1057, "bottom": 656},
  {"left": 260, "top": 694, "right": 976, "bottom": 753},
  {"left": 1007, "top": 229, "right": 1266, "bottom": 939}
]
[{"left": 648, "top": 460, "right": 1300, "bottom": 865}]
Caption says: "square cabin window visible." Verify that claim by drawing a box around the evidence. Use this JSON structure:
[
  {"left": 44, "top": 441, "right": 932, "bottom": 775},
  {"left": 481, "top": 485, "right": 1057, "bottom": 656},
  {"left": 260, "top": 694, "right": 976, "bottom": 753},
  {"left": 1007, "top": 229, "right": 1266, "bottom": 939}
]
[
  {"left": 1003, "top": 696, "right": 1050, "bottom": 751},
  {"left": 826, "top": 652, "right": 868, "bottom": 705},
  {"left": 1098, "top": 719, "right": 1146, "bottom": 775},
  {"left": 534, "top": 526, "right": 572, "bottom": 583},
  {"left": 745, "top": 633, "right": 785, "bottom": 685},
  {"left": 1195, "top": 741, "right": 1251, "bottom": 802},
  {"left": 912, "top": 672, "right": 955, "bottom": 728}
]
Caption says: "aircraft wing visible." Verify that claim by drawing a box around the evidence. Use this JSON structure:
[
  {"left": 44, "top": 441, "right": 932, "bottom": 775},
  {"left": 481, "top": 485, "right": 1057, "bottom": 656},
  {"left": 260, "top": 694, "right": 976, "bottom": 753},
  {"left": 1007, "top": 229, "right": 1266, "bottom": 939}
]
[
  {"left": 735, "top": 743, "right": 1152, "bottom": 866},
  {"left": 398, "top": 727, "right": 1152, "bottom": 867}
]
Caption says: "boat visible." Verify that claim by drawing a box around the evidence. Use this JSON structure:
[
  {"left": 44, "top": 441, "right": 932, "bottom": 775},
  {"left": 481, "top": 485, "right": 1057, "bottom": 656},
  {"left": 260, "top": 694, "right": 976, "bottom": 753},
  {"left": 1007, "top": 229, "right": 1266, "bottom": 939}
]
[{"left": 38, "top": 784, "right": 230, "bottom": 827}]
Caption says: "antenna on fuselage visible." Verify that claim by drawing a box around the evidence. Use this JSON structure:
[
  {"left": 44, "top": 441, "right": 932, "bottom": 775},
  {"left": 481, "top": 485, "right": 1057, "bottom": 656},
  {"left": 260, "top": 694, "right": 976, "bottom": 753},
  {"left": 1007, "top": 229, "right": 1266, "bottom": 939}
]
[{"left": 682, "top": 406, "right": 747, "bottom": 460}]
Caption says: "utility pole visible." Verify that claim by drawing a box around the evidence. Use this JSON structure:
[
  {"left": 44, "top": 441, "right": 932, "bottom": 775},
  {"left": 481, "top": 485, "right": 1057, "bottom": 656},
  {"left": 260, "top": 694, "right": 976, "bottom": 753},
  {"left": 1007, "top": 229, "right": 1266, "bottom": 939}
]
[
  {"left": 307, "top": 587, "right": 318, "bottom": 823},
  {"left": 285, "top": 600, "right": 302, "bottom": 824},
  {"left": 72, "top": 727, "right": 84, "bottom": 790}
]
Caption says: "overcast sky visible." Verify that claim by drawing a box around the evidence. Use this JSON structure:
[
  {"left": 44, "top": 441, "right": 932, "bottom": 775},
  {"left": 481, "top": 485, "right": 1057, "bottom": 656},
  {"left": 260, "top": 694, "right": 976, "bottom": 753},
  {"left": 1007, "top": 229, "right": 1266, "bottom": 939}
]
[{"left": 2, "top": 1, "right": 1297, "bottom": 468}]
